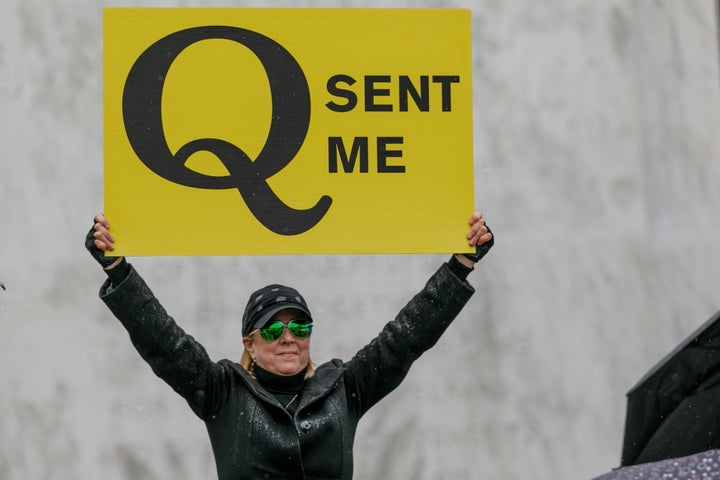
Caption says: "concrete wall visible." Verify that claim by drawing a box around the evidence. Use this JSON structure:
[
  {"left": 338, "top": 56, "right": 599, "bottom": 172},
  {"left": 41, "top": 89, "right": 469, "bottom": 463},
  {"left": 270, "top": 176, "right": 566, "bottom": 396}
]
[{"left": 1, "top": 1, "right": 718, "bottom": 479}]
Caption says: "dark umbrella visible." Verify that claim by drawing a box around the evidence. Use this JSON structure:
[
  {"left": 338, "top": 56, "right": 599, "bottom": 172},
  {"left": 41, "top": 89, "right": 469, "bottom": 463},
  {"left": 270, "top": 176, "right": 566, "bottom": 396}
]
[
  {"left": 620, "top": 310, "right": 720, "bottom": 466},
  {"left": 594, "top": 449, "right": 720, "bottom": 480}
]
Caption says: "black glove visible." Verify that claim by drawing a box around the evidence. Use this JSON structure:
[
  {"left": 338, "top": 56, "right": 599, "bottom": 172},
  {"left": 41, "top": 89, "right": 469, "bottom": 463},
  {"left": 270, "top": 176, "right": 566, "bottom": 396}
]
[
  {"left": 85, "top": 223, "right": 118, "bottom": 269},
  {"left": 463, "top": 223, "right": 494, "bottom": 263},
  {"left": 85, "top": 221, "right": 130, "bottom": 283}
]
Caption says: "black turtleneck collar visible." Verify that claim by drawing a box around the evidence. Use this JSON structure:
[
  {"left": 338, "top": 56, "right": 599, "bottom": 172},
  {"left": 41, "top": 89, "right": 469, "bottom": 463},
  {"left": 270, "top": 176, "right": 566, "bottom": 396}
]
[{"left": 253, "top": 363, "right": 307, "bottom": 395}]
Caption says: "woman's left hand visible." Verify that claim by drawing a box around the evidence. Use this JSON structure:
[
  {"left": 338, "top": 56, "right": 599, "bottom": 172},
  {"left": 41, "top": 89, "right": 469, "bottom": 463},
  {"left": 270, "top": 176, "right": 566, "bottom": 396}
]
[
  {"left": 461, "top": 211, "right": 494, "bottom": 263},
  {"left": 467, "top": 211, "right": 492, "bottom": 247}
]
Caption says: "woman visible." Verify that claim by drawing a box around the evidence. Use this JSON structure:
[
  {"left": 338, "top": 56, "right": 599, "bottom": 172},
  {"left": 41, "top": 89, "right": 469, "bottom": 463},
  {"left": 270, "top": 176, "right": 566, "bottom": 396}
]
[{"left": 86, "top": 211, "right": 493, "bottom": 480}]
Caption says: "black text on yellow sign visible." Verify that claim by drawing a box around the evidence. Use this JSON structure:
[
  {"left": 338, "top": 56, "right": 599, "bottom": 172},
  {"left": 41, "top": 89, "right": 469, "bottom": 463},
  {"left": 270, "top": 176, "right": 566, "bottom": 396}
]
[{"left": 104, "top": 8, "right": 474, "bottom": 255}]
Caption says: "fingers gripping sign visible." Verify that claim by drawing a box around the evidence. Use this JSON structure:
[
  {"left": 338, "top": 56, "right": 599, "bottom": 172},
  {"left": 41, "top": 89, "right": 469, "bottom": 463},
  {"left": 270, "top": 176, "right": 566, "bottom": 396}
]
[
  {"left": 463, "top": 212, "right": 494, "bottom": 263},
  {"left": 85, "top": 214, "right": 123, "bottom": 270}
]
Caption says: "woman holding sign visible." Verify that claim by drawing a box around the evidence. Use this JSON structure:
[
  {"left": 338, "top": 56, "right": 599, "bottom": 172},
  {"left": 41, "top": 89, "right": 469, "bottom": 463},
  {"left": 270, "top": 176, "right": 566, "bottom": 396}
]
[{"left": 85, "top": 211, "right": 493, "bottom": 480}]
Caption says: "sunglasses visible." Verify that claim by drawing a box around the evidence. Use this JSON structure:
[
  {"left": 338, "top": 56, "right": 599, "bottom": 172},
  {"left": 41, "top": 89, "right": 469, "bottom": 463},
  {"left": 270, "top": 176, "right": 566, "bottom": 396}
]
[{"left": 253, "top": 319, "right": 313, "bottom": 343}]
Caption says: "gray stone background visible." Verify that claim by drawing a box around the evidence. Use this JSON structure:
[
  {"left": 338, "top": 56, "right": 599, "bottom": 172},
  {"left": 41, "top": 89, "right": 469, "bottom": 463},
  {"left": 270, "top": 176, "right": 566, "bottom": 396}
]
[{"left": 1, "top": 0, "right": 719, "bottom": 479}]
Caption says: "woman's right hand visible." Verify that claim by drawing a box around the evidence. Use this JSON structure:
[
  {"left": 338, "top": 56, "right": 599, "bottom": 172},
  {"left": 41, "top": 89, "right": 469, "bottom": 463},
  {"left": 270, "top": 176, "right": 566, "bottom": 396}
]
[
  {"left": 90, "top": 214, "right": 115, "bottom": 252},
  {"left": 85, "top": 214, "right": 122, "bottom": 269}
]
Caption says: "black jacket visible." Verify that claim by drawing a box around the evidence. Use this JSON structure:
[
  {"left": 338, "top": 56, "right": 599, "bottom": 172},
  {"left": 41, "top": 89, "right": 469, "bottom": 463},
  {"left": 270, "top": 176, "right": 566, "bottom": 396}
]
[{"left": 100, "top": 263, "right": 474, "bottom": 479}]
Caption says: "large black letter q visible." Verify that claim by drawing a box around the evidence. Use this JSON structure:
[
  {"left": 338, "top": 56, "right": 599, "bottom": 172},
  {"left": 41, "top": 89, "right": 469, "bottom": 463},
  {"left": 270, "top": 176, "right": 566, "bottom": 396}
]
[{"left": 122, "top": 26, "right": 332, "bottom": 235}]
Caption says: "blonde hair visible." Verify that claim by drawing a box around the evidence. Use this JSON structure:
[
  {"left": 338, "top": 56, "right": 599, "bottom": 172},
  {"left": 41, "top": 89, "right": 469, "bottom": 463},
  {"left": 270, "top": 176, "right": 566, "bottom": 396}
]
[{"left": 240, "top": 347, "right": 315, "bottom": 380}]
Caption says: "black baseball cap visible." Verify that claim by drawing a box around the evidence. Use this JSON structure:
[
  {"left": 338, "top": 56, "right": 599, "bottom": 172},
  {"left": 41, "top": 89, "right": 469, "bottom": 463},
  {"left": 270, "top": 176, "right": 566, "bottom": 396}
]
[{"left": 242, "top": 284, "right": 312, "bottom": 337}]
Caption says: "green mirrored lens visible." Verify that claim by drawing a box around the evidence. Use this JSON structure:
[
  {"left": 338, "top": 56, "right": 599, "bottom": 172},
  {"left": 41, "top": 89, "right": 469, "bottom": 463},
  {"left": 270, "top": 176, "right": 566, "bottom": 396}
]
[
  {"left": 288, "top": 320, "right": 313, "bottom": 338},
  {"left": 259, "top": 322, "right": 285, "bottom": 342},
  {"left": 258, "top": 320, "right": 313, "bottom": 342}
]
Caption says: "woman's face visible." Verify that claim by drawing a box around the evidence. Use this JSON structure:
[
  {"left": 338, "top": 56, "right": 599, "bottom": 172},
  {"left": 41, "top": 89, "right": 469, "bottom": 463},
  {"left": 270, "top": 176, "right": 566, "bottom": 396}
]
[{"left": 243, "top": 309, "right": 311, "bottom": 376}]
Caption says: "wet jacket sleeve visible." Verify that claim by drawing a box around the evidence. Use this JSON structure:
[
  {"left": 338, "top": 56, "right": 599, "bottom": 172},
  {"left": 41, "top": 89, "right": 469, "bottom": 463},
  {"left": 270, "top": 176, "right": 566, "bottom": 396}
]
[
  {"left": 343, "top": 262, "right": 475, "bottom": 417},
  {"left": 99, "top": 266, "right": 228, "bottom": 414}
]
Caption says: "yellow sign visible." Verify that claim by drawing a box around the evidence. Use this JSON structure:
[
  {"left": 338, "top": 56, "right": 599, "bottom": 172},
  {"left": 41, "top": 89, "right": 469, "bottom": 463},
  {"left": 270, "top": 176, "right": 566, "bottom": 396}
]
[{"left": 104, "top": 8, "right": 474, "bottom": 255}]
